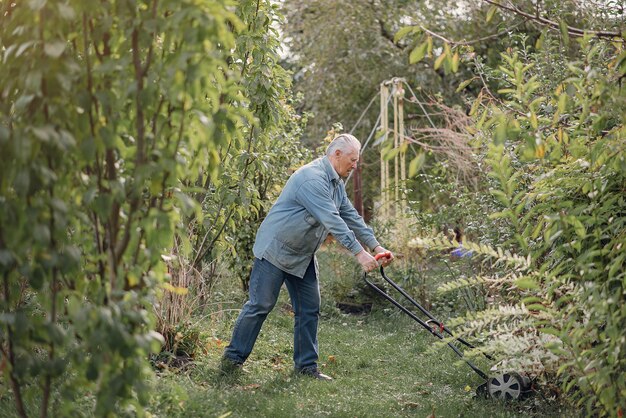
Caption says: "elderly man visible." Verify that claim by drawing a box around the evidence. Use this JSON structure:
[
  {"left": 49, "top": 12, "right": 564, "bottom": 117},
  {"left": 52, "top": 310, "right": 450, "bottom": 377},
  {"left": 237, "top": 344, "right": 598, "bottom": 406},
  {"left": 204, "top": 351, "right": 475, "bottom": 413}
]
[{"left": 221, "top": 134, "right": 394, "bottom": 380}]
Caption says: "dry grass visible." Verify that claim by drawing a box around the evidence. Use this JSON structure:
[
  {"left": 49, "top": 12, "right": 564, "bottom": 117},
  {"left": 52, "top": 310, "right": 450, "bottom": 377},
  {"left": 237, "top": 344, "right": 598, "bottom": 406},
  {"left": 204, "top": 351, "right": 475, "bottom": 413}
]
[{"left": 406, "top": 98, "right": 480, "bottom": 188}]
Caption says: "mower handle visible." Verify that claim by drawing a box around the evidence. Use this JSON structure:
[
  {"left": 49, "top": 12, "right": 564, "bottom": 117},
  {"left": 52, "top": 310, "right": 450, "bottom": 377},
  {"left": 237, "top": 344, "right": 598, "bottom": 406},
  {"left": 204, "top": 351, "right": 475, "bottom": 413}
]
[
  {"left": 374, "top": 251, "right": 392, "bottom": 261},
  {"left": 363, "top": 261, "right": 495, "bottom": 365}
]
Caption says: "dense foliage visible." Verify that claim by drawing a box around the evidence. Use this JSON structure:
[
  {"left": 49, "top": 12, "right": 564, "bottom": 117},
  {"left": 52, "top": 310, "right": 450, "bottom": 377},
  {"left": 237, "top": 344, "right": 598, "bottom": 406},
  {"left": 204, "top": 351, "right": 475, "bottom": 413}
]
[
  {"left": 400, "top": 2, "right": 625, "bottom": 415},
  {"left": 1, "top": 0, "right": 624, "bottom": 416},
  {"left": 0, "top": 0, "right": 306, "bottom": 416}
]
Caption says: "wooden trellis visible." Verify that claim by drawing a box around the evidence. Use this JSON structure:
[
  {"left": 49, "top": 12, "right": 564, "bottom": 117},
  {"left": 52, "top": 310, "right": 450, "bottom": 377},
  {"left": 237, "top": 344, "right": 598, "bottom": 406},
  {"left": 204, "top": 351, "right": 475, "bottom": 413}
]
[{"left": 379, "top": 78, "right": 407, "bottom": 219}]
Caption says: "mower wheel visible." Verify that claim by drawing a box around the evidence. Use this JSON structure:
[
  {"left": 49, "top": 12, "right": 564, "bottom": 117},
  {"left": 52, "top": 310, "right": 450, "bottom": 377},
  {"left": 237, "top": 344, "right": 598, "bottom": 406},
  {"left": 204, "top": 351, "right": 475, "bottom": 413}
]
[{"left": 487, "top": 372, "right": 529, "bottom": 400}]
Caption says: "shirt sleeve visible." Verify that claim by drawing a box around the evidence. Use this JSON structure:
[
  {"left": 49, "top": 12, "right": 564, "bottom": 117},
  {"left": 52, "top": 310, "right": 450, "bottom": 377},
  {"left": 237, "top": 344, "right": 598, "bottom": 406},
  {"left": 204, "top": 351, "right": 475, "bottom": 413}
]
[
  {"left": 294, "top": 179, "right": 365, "bottom": 255},
  {"left": 338, "top": 191, "right": 380, "bottom": 251}
]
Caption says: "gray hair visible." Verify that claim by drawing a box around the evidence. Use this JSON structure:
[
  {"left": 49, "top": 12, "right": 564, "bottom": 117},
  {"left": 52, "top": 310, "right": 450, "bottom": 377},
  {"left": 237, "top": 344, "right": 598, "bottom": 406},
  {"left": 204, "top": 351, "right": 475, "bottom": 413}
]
[{"left": 325, "top": 134, "right": 361, "bottom": 156}]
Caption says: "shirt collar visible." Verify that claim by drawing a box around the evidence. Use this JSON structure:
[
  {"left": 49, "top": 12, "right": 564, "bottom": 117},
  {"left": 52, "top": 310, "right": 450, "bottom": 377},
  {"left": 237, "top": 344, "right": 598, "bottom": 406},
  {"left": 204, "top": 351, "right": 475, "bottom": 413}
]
[{"left": 321, "top": 156, "right": 341, "bottom": 185}]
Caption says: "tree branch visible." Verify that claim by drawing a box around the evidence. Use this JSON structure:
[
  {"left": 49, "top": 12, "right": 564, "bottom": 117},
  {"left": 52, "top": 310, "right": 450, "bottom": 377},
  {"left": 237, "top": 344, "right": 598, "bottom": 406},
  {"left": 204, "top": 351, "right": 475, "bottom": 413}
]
[
  {"left": 420, "top": 21, "right": 525, "bottom": 47},
  {"left": 40, "top": 156, "right": 58, "bottom": 418},
  {"left": 0, "top": 223, "right": 26, "bottom": 417},
  {"left": 82, "top": 13, "right": 106, "bottom": 281},
  {"left": 240, "top": 0, "right": 261, "bottom": 78},
  {"left": 482, "top": 0, "right": 624, "bottom": 41},
  {"left": 141, "top": 0, "right": 159, "bottom": 77}
]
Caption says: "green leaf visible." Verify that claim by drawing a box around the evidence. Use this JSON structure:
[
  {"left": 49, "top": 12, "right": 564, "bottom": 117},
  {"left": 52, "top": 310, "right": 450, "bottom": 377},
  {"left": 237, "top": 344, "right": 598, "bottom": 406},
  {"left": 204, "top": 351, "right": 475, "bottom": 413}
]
[
  {"left": 0, "top": 125, "right": 9, "bottom": 143},
  {"left": 0, "top": 250, "right": 14, "bottom": 267},
  {"left": 408, "top": 153, "right": 425, "bottom": 177},
  {"left": 57, "top": 3, "right": 76, "bottom": 19},
  {"left": 494, "top": 117, "right": 508, "bottom": 145},
  {"left": 16, "top": 41, "right": 37, "bottom": 58},
  {"left": 607, "top": 254, "right": 624, "bottom": 278},
  {"left": 394, "top": 26, "right": 417, "bottom": 43},
  {"left": 29, "top": 267, "right": 45, "bottom": 290},
  {"left": 615, "top": 51, "right": 626, "bottom": 77},
  {"left": 456, "top": 78, "right": 474, "bottom": 93},
  {"left": 409, "top": 41, "right": 428, "bottom": 64},
  {"left": 557, "top": 93, "right": 568, "bottom": 114},
  {"left": 0, "top": 313, "right": 16, "bottom": 325},
  {"left": 559, "top": 20, "right": 570, "bottom": 46},
  {"left": 15, "top": 94, "right": 35, "bottom": 111},
  {"left": 28, "top": 0, "right": 46, "bottom": 11},
  {"left": 468, "top": 94, "right": 482, "bottom": 116},
  {"left": 31, "top": 125, "right": 58, "bottom": 143},
  {"left": 451, "top": 52, "right": 460, "bottom": 73},
  {"left": 515, "top": 277, "right": 538, "bottom": 289},
  {"left": 486, "top": 5, "right": 498, "bottom": 23},
  {"left": 535, "top": 32, "right": 545, "bottom": 50},
  {"left": 539, "top": 327, "right": 561, "bottom": 336},
  {"left": 434, "top": 52, "right": 446, "bottom": 70},
  {"left": 46, "top": 322, "right": 66, "bottom": 345},
  {"left": 33, "top": 224, "right": 51, "bottom": 244},
  {"left": 86, "top": 360, "right": 99, "bottom": 381},
  {"left": 570, "top": 217, "right": 586, "bottom": 238},
  {"left": 383, "top": 146, "right": 401, "bottom": 161},
  {"left": 44, "top": 41, "right": 66, "bottom": 58}
]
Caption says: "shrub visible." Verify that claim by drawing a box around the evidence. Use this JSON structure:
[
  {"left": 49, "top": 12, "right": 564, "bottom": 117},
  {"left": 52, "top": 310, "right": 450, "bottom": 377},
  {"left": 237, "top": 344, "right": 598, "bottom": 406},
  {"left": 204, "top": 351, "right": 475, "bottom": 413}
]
[{"left": 411, "top": 33, "right": 625, "bottom": 416}]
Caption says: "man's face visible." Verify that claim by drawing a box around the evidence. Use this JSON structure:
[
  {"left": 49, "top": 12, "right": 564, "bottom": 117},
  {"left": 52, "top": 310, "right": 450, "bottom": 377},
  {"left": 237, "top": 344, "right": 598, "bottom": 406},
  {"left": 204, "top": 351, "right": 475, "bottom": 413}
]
[{"left": 333, "top": 146, "right": 359, "bottom": 178}]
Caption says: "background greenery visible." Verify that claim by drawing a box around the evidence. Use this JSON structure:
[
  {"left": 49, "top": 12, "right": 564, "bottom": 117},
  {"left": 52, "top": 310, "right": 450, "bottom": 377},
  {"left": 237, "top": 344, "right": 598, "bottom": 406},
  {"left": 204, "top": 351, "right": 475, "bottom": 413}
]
[{"left": 1, "top": 0, "right": 624, "bottom": 417}]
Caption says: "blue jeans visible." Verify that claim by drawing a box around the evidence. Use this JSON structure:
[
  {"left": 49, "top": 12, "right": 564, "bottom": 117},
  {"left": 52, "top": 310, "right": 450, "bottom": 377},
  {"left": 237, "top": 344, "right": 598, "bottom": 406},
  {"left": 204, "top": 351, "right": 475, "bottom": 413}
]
[{"left": 223, "top": 257, "right": 321, "bottom": 371}]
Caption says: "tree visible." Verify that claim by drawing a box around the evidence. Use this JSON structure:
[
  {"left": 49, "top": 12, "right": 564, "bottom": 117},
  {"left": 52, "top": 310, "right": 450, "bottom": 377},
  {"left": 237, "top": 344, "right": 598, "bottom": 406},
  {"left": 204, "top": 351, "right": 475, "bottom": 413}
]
[
  {"left": 0, "top": 0, "right": 264, "bottom": 415},
  {"left": 405, "top": 1, "right": 626, "bottom": 415}
]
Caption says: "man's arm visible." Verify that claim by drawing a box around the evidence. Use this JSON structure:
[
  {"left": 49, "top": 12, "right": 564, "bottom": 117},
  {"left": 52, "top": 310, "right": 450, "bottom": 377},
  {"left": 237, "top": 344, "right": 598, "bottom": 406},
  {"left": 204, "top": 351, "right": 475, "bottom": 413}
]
[
  {"left": 339, "top": 193, "right": 395, "bottom": 267},
  {"left": 338, "top": 193, "right": 379, "bottom": 250}
]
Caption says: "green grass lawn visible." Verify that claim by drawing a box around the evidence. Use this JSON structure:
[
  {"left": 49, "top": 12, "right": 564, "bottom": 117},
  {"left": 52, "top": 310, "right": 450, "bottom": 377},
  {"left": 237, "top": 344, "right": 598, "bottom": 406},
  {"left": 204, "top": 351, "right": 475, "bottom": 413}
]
[
  {"left": 148, "top": 288, "right": 575, "bottom": 418},
  {"left": 0, "top": 255, "right": 577, "bottom": 417}
]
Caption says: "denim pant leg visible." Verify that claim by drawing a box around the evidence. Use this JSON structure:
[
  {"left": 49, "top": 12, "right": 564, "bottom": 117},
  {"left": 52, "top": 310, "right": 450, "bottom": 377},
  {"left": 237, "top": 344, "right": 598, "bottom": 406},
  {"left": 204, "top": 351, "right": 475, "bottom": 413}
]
[
  {"left": 284, "top": 259, "right": 320, "bottom": 371},
  {"left": 223, "top": 258, "right": 284, "bottom": 364}
]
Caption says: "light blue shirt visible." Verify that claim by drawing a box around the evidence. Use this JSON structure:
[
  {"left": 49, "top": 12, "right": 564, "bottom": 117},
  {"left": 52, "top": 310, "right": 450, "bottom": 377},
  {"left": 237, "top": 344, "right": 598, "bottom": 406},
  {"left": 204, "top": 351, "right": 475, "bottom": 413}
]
[{"left": 253, "top": 156, "right": 380, "bottom": 278}]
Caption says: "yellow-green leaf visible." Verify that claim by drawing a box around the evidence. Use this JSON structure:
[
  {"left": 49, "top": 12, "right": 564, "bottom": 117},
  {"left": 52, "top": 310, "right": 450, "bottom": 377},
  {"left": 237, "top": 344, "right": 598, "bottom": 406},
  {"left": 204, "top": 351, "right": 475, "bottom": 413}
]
[
  {"left": 456, "top": 78, "right": 474, "bottom": 93},
  {"left": 394, "top": 26, "right": 417, "bottom": 43},
  {"left": 535, "top": 32, "right": 545, "bottom": 50},
  {"left": 468, "top": 94, "right": 482, "bottom": 116},
  {"left": 409, "top": 41, "right": 428, "bottom": 64},
  {"left": 494, "top": 116, "right": 508, "bottom": 144},
  {"left": 451, "top": 52, "right": 460, "bottom": 73},
  {"left": 530, "top": 111, "right": 538, "bottom": 129},
  {"left": 616, "top": 51, "right": 626, "bottom": 76},
  {"left": 539, "top": 327, "right": 561, "bottom": 336},
  {"left": 383, "top": 146, "right": 401, "bottom": 161},
  {"left": 559, "top": 19, "right": 570, "bottom": 46},
  {"left": 434, "top": 52, "right": 446, "bottom": 70},
  {"left": 558, "top": 93, "right": 568, "bottom": 113},
  {"left": 162, "top": 282, "right": 189, "bottom": 295},
  {"left": 44, "top": 41, "right": 66, "bottom": 58},
  {"left": 515, "top": 278, "right": 538, "bottom": 289},
  {"left": 408, "top": 153, "right": 425, "bottom": 177},
  {"left": 486, "top": 5, "right": 498, "bottom": 23}
]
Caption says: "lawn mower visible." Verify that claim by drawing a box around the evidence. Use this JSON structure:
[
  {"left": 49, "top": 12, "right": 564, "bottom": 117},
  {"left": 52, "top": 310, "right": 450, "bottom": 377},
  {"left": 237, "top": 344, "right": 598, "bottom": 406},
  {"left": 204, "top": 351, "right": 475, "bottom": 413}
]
[{"left": 365, "top": 252, "right": 533, "bottom": 401}]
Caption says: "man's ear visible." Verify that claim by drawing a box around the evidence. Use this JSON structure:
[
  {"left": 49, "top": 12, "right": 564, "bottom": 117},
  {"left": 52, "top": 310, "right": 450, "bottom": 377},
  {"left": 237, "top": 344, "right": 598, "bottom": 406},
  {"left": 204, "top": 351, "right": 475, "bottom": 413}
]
[{"left": 334, "top": 149, "right": 342, "bottom": 157}]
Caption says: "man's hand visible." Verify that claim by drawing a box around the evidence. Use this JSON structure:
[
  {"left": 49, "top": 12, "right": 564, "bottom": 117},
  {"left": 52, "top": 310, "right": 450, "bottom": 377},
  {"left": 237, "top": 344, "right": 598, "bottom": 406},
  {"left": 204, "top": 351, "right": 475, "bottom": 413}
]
[
  {"left": 373, "top": 246, "right": 394, "bottom": 267},
  {"left": 356, "top": 250, "right": 379, "bottom": 273}
]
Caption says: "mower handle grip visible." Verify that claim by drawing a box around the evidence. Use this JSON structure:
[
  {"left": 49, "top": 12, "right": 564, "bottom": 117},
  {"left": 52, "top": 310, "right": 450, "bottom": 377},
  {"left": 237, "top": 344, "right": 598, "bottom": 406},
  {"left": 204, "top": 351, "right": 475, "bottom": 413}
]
[{"left": 375, "top": 251, "right": 392, "bottom": 261}]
